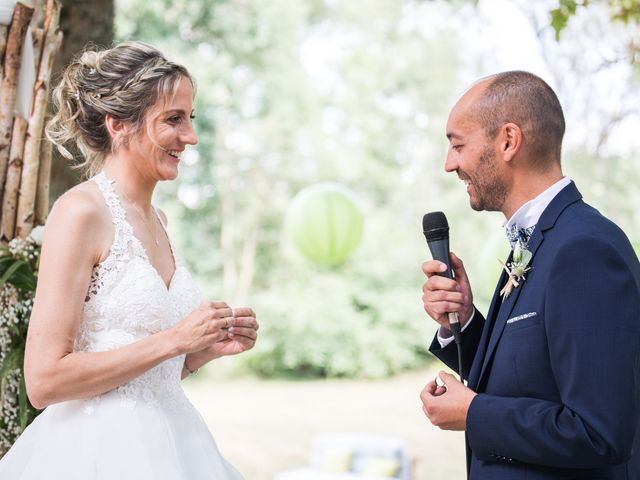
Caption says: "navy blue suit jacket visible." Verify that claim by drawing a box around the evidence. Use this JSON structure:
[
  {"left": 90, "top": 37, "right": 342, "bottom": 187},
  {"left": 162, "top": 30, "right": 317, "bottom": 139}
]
[{"left": 430, "top": 182, "right": 640, "bottom": 479}]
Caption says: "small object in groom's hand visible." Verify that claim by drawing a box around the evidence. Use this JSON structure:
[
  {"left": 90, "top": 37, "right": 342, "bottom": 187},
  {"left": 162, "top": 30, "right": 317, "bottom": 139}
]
[{"left": 435, "top": 375, "right": 446, "bottom": 389}]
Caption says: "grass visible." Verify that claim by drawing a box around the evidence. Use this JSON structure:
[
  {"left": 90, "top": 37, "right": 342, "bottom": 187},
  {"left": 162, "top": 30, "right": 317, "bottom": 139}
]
[{"left": 184, "top": 362, "right": 467, "bottom": 480}]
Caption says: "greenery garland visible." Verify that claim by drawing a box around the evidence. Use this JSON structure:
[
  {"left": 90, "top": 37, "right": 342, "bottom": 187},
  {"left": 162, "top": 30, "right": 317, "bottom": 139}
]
[{"left": 0, "top": 228, "right": 42, "bottom": 457}]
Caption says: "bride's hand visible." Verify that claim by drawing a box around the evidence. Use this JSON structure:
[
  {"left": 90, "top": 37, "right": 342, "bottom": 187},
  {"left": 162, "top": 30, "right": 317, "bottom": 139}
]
[
  {"left": 171, "top": 301, "right": 233, "bottom": 354},
  {"left": 208, "top": 307, "right": 259, "bottom": 358}
]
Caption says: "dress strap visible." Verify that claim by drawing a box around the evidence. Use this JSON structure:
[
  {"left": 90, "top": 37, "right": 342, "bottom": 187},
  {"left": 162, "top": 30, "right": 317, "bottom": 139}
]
[{"left": 91, "top": 171, "right": 142, "bottom": 258}]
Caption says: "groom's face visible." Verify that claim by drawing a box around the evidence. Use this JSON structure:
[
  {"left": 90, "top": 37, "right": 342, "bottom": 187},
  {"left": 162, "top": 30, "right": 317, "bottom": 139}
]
[
  {"left": 462, "top": 144, "right": 507, "bottom": 212},
  {"left": 445, "top": 89, "right": 507, "bottom": 212}
]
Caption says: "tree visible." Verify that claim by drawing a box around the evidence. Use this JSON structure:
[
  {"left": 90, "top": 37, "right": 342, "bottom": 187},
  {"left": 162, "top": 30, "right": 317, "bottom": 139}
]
[
  {"left": 551, "top": 1, "right": 640, "bottom": 32},
  {"left": 115, "top": 0, "right": 464, "bottom": 300},
  {"left": 111, "top": 0, "right": 640, "bottom": 378}
]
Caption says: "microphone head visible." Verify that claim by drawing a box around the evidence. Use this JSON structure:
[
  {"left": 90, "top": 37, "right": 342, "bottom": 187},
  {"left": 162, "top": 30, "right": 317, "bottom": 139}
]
[{"left": 422, "top": 211, "right": 449, "bottom": 242}]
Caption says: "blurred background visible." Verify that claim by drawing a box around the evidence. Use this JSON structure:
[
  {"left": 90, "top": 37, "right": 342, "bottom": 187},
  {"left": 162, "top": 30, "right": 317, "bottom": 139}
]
[{"left": 48, "top": 0, "right": 640, "bottom": 478}]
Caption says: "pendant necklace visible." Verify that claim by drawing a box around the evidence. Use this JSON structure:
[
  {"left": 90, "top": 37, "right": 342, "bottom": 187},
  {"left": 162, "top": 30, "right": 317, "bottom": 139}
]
[{"left": 118, "top": 185, "right": 160, "bottom": 246}]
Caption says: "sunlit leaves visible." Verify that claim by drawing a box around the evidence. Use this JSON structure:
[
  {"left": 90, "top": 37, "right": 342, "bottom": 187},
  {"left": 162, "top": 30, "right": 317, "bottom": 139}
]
[{"left": 550, "top": 0, "right": 640, "bottom": 46}]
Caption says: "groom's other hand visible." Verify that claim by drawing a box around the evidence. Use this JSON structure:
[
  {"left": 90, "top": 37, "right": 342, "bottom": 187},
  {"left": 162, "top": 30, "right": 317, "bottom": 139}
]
[
  {"left": 420, "top": 371, "right": 477, "bottom": 431},
  {"left": 422, "top": 252, "right": 473, "bottom": 333}
]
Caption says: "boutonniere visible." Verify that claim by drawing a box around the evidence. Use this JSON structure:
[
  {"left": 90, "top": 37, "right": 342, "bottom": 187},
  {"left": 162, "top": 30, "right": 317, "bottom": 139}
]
[{"left": 499, "top": 241, "right": 533, "bottom": 298}]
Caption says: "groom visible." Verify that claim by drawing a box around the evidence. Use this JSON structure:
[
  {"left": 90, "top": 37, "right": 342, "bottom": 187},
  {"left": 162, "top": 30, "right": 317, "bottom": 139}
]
[{"left": 420, "top": 71, "right": 640, "bottom": 479}]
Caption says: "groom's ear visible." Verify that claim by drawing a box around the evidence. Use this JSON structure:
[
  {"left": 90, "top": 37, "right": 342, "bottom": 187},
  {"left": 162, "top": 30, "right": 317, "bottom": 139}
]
[{"left": 498, "top": 122, "right": 522, "bottom": 164}]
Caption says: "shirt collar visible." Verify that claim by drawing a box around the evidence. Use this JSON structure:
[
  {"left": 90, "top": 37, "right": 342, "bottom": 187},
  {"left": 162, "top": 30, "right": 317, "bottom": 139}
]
[{"left": 503, "top": 176, "right": 572, "bottom": 231}]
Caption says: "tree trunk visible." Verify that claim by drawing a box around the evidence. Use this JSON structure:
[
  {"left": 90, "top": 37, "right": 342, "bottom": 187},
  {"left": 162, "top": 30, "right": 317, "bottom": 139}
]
[{"left": 48, "top": 0, "right": 114, "bottom": 201}]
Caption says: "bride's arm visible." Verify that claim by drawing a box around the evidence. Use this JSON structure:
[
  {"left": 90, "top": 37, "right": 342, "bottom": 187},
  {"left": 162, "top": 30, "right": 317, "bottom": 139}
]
[{"left": 24, "top": 189, "right": 228, "bottom": 409}]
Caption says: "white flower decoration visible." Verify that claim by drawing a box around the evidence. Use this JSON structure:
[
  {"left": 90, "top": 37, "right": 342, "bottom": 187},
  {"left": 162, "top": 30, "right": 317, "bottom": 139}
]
[
  {"left": 499, "top": 241, "right": 533, "bottom": 298},
  {"left": 28, "top": 225, "right": 45, "bottom": 246}
]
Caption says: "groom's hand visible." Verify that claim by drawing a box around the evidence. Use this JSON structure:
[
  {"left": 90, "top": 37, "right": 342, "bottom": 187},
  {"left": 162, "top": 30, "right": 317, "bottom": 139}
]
[
  {"left": 422, "top": 252, "right": 473, "bottom": 333},
  {"left": 420, "top": 371, "right": 477, "bottom": 431}
]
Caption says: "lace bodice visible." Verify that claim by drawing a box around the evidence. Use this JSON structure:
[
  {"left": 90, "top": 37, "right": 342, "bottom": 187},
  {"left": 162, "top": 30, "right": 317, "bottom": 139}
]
[{"left": 75, "top": 171, "right": 201, "bottom": 410}]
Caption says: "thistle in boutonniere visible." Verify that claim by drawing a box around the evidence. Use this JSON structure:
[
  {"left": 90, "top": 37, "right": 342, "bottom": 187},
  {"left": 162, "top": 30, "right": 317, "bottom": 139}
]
[{"left": 499, "top": 241, "right": 533, "bottom": 298}]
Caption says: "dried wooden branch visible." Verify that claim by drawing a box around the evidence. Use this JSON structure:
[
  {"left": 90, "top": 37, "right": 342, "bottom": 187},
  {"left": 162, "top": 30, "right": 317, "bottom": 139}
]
[
  {"left": 34, "top": 136, "right": 52, "bottom": 226},
  {"left": 31, "top": 27, "right": 44, "bottom": 70},
  {"left": 15, "top": 11, "right": 62, "bottom": 238},
  {"left": 33, "top": 3, "right": 64, "bottom": 228},
  {"left": 0, "top": 2, "right": 35, "bottom": 206},
  {"left": 31, "top": 0, "right": 47, "bottom": 29},
  {"left": 0, "top": 25, "right": 7, "bottom": 79},
  {"left": 0, "top": 117, "right": 28, "bottom": 242}
]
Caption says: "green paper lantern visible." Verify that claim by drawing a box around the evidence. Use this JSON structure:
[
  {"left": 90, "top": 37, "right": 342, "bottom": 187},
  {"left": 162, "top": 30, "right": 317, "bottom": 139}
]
[{"left": 286, "top": 183, "right": 364, "bottom": 267}]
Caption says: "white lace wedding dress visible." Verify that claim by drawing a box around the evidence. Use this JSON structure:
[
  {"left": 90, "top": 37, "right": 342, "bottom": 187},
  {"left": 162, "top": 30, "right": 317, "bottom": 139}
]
[{"left": 0, "top": 171, "right": 243, "bottom": 479}]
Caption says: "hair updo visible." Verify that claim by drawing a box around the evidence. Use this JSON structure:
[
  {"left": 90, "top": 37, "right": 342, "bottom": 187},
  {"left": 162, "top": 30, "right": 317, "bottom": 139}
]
[{"left": 46, "top": 41, "right": 194, "bottom": 177}]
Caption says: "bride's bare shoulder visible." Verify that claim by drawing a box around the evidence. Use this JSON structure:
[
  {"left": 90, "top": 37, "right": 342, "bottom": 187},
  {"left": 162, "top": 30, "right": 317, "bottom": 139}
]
[
  {"left": 51, "top": 180, "right": 109, "bottom": 224},
  {"left": 45, "top": 180, "right": 112, "bottom": 260}
]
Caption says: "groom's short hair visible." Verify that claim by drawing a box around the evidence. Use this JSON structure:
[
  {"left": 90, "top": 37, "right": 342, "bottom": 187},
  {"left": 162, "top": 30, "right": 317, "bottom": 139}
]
[{"left": 473, "top": 71, "right": 565, "bottom": 168}]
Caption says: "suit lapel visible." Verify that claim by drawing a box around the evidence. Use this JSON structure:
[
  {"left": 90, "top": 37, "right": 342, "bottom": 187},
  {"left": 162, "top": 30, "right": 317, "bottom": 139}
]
[
  {"left": 474, "top": 181, "right": 583, "bottom": 387},
  {"left": 477, "top": 229, "right": 544, "bottom": 383},
  {"left": 468, "top": 251, "right": 511, "bottom": 389}
]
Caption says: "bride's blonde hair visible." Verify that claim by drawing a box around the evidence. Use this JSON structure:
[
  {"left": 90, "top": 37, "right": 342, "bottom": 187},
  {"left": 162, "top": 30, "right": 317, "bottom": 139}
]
[{"left": 46, "top": 41, "right": 194, "bottom": 178}]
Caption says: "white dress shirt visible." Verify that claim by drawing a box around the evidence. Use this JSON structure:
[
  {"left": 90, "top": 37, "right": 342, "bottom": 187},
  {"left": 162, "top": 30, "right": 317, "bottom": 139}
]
[{"left": 436, "top": 176, "right": 572, "bottom": 348}]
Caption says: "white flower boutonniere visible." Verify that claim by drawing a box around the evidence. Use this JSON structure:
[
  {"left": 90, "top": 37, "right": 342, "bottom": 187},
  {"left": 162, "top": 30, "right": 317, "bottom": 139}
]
[{"left": 499, "top": 241, "right": 533, "bottom": 298}]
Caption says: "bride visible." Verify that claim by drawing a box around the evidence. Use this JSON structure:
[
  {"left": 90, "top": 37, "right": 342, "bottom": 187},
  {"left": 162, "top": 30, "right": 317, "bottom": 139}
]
[{"left": 0, "top": 41, "right": 258, "bottom": 479}]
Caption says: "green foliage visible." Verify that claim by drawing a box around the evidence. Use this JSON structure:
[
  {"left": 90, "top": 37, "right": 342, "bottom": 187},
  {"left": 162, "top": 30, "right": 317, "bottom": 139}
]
[
  {"left": 242, "top": 198, "right": 436, "bottom": 379},
  {"left": 115, "top": 0, "right": 465, "bottom": 378},
  {"left": 0, "top": 237, "right": 40, "bottom": 457},
  {"left": 244, "top": 272, "right": 430, "bottom": 379},
  {"left": 612, "top": 1, "right": 640, "bottom": 23},
  {"left": 551, "top": 0, "right": 640, "bottom": 40},
  {"left": 114, "top": 0, "right": 640, "bottom": 380},
  {"left": 550, "top": 0, "right": 581, "bottom": 40},
  {"left": 0, "top": 256, "right": 36, "bottom": 292}
]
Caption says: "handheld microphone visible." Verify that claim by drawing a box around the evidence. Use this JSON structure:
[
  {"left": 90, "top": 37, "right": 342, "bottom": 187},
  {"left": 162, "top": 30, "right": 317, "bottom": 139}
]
[{"left": 422, "top": 211, "right": 464, "bottom": 380}]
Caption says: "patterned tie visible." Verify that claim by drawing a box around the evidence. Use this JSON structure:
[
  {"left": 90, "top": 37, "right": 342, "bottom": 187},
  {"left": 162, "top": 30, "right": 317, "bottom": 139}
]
[{"left": 506, "top": 224, "right": 535, "bottom": 249}]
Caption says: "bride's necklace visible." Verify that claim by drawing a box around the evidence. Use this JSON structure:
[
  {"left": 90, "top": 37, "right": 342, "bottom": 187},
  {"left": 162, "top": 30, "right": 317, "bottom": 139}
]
[{"left": 118, "top": 186, "right": 160, "bottom": 246}]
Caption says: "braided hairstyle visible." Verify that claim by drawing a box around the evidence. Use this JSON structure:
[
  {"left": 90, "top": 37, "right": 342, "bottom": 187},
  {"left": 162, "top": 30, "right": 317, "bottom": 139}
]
[{"left": 46, "top": 41, "right": 194, "bottom": 177}]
